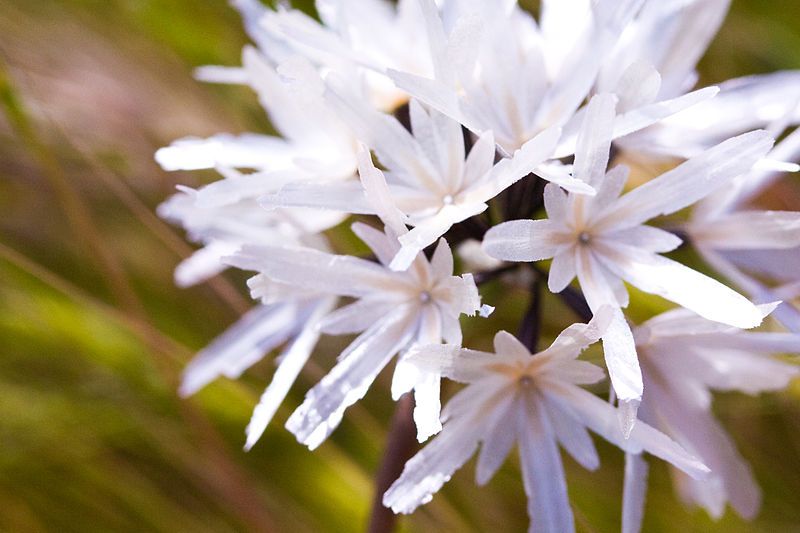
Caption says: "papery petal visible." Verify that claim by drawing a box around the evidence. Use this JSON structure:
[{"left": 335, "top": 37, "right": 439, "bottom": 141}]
[
  {"left": 622, "top": 453, "right": 649, "bottom": 533},
  {"left": 601, "top": 131, "right": 774, "bottom": 231},
  {"left": 548, "top": 247, "right": 578, "bottom": 294},
  {"left": 260, "top": 180, "right": 373, "bottom": 214},
  {"left": 518, "top": 394, "right": 575, "bottom": 533},
  {"left": 553, "top": 385, "right": 709, "bottom": 479},
  {"left": 475, "top": 394, "right": 519, "bottom": 485},
  {"left": 318, "top": 298, "right": 395, "bottom": 335},
  {"left": 545, "top": 401, "right": 600, "bottom": 471},
  {"left": 229, "top": 244, "right": 402, "bottom": 299},
  {"left": 404, "top": 344, "right": 496, "bottom": 383},
  {"left": 598, "top": 243, "right": 765, "bottom": 328},
  {"left": 603, "top": 226, "right": 683, "bottom": 254},
  {"left": 383, "top": 412, "right": 486, "bottom": 513},
  {"left": 482, "top": 219, "right": 566, "bottom": 262},
  {"left": 572, "top": 94, "right": 616, "bottom": 187},
  {"left": 691, "top": 211, "right": 800, "bottom": 250},
  {"left": 156, "top": 134, "right": 294, "bottom": 172},
  {"left": 179, "top": 303, "right": 301, "bottom": 397},
  {"left": 357, "top": 147, "right": 410, "bottom": 235},
  {"left": 391, "top": 203, "right": 486, "bottom": 271},
  {"left": 244, "top": 298, "right": 336, "bottom": 450},
  {"left": 286, "top": 307, "right": 417, "bottom": 449}
]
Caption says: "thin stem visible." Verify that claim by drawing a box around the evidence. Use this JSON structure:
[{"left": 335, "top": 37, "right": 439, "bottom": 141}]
[
  {"left": 518, "top": 276, "right": 543, "bottom": 352},
  {"left": 367, "top": 394, "right": 417, "bottom": 533}
]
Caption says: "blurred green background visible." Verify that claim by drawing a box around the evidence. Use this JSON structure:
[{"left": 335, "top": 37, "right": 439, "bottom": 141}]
[{"left": 1, "top": 1, "right": 799, "bottom": 531}]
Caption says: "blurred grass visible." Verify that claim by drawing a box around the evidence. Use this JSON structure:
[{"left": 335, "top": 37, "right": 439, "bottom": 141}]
[{"left": 0, "top": 0, "right": 799, "bottom": 532}]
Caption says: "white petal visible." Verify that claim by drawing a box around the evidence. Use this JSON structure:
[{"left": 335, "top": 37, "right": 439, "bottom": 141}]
[
  {"left": 383, "top": 410, "right": 486, "bottom": 514},
  {"left": 548, "top": 247, "right": 578, "bottom": 293},
  {"left": 430, "top": 238, "right": 454, "bottom": 278},
  {"left": 622, "top": 453, "right": 649, "bottom": 533},
  {"left": 575, "top": 249, "right": 643, "bottom": 403},
  {"left": 391, "top": 203, "right": 486, "bottom": 271},
  {"left": 357, "top": 147, "right": 410, "bottom": 235},
  {"left": 351, "top": 222, "right": 401, "bottom": 267},
  {"left": 691, "top": 211, "right": 800, "bottom": 250},
  {"left": 602, "top": 131, "right": 774, "bottom": 231},
  {"left": 555, "top": 385, "right": 710, "bottom": 479},
  {"left": 475, "top": 394, "right": 519, "bottom": 485},
  {"left": 174, "top": 242, "right": 237, "bottom": 288},
  {"left": 543, "top": 182, "right": 570, "bottom": 222},
  {"left": 482, "top": 219, "right": 566, "bottom": 262},
  {"left": 260, "top": 180, "right": 373, "bottom": 214},
  {"left": 599, "top": 243, "right": 765, "bottom": 328},
  {"left": 464, "top": 126, "right": 574, "bottom": 204},
  {"left": 572, "top": 94, "right": 616, "bottom": 187},
  {"left": 404, "top": 344, "right": 495, "bottom": 383},
  {"left": 603, "top": 226, "right": 683, "bottom": 254},
  {"left": 646, "top": 376, "right": 761, "bottom": 519},
  {"left": 156, "top": 134, "right": 293, "bottom": 172},
  {"left": 541, "top": 308, "right": 612, "bottom": 359},
  {"left": 612, "top": 87, "right": 719, "bottom": 140},
  {"left": 286, "top": 307, "right": 417, "bottom": 449},
  {"left": 179, "top": 303, "right": 301, "bottom": 397},
  {"left": 228, "top": 244, "right": 399, "bottom": 299},
  {"left": 545, "top": 401, "right": 600, "bottom": 471},
  {"left": 615, "top": 61, "right": 661, "bottom": 111},
  {"left": 244, "top": 298, "right": 335, "bottom": 450},
  {"left": 517, "top": 394, "right": 575, "bottom": 533},
  {"left": 318, "top": 298, "right": 395, "bottom": 335}
]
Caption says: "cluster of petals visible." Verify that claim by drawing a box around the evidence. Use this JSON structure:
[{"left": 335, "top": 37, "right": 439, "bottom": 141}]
[{"left": 152, "top": 0, "right": 800, "bottom": 531}]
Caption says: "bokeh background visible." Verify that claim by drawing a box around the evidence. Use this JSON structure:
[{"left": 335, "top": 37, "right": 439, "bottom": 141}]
[{"left": 1, "top": 1, "right": 800, "bottom": 531}]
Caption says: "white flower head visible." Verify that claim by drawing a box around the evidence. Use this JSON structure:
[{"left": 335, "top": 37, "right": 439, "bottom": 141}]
[
  {"left": 262, "top": 78, "right": 597, "bottom": 271},
  {"left": 622, "top": 308, "right": 800, "bottom": 526},
  {"left": 384, "top": 308, "right": 709, "bottom": 532},
  {"left": 259, "top": 0, "right": 436, "bottom": 110},
  {"left": 686, "top": 127, "right": 800, "bottom": 331},
  {"left": 388, "top": 0, "right": 718, "bottom": 158},
  {"left": 483, "top": 93, "right": 775, "bottom": 425},
  {"left": 600, "top": 0, "right": 800, "bottom": 163},
  {"left": 227, "top": 223, "right": 484, "bottom": 448}
]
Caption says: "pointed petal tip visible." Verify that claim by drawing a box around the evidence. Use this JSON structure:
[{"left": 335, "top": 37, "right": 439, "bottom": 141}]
[{"left": 618, "top": 398, "right": 641, "bottom": 439}]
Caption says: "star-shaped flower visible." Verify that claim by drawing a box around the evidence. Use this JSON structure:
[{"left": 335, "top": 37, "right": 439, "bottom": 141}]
[
  {"left": 263, "top": 85, "right": 590, "bottom": 270},
  {"left": 388, "top": 0, "right": 717, "bottom": 158},
  {"left": 482, "top": 93, "right": 774, "bottom": 426},
  {"left": 384, "top": 309, "right": 709, "bottom": 533},
  {"left": 622, "top": 308, "right": 800, "bottom": 528},
  {"left": 228, "top": 223, "right": 484, "bottom": 447}
]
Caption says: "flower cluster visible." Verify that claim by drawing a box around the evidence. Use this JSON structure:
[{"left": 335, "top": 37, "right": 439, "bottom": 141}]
[{"left": 156, "top": 1, "right": 800, "bottom": 531}]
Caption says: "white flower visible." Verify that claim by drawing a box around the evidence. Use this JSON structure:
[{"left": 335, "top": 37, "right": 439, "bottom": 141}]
[
  {"left": 259, "top": 0, "right": 436, "bottom": 111},
  {"left": 600, "top": 0, "right": 800, "bottom": 162},
  {"left": 621, "top": 308, "right": 800, "bottom": 528},
  {"left": 157, "top": 184, "right": 335, "bottom": 287},
  {"left": 686, "top": 128, "right": 800, "bottom": 331},
  {"left": 263, "top": 81, "right": 594, "bottom": 270},
  {"left": 482, "top": 93, "right": 774, "bottom": 425},
  {"left": 388, "top": 0, "right": 717, "bottom": 157},
  {"left": 157, "top": 51, "right": 359, "bottom": 195},
  {"left": 227, "top": 223, "right": 484, "bottom": 447},
  {"left": 383, "top": 309, "right": 710, "bottom": 533}
]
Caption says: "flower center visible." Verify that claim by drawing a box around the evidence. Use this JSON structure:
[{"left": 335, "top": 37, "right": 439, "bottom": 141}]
[
  {"left": 418, "top": 290, "right": 432, "bottom": 303},
  {"left": 518, "top": 375, "right": 534, "bottom": 388},
  {"left": 442, "top": 194, "right": 454, "bottom": 206},
  {"left": 578, "top": 231, "right": 592, "bottom": 245}
]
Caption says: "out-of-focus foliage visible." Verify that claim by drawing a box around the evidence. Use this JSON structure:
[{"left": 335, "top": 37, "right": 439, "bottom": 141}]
[{"left": 0, "top": 1, "right": 798, "bottom": 531}]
